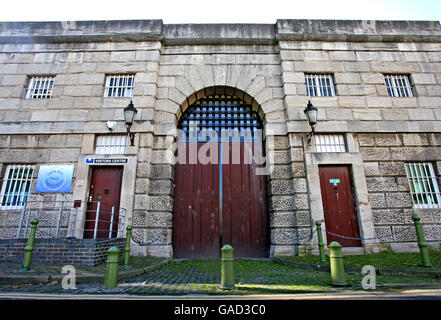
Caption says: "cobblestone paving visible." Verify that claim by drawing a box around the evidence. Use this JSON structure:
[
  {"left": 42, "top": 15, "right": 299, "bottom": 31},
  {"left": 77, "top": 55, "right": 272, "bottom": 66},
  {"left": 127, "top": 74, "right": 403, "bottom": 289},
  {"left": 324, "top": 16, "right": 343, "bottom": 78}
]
[{"left": 0, "top": 259, "right": 440, "bottom": 296}]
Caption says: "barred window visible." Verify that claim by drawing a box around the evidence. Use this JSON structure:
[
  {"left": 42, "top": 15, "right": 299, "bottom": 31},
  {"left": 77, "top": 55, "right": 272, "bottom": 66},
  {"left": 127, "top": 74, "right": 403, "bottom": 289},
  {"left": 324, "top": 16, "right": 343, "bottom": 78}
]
[
  {"left": 405, "top": 162, "right": 441, "bottom": 208},
  {"left": 26, "top": 76, "right": 55, "bottom": 99},
  {"left": 0, "top": 165, "right": 35, "bottom": 209},
  {"left": 313, "top": 134, "right": 346, "bottom": 152},
  {"left": 95, "top": 135, "right": 128, "bottom": 155},
  {"left": 384, "top": 74, "right": 414, "bottom": 98},
  {"left": 104, "top": 74, "right": 135, "bottom": 98},
  {"left": 305, "top": 74, "right": 336, "bottom": 97}
]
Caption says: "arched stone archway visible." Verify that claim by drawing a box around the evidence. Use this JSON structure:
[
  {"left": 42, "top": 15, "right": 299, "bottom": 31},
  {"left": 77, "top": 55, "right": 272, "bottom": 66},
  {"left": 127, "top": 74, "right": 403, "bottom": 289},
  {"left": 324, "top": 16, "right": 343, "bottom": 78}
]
[{"left": 172, "top": 87, "right": 270, "bottom": 258}]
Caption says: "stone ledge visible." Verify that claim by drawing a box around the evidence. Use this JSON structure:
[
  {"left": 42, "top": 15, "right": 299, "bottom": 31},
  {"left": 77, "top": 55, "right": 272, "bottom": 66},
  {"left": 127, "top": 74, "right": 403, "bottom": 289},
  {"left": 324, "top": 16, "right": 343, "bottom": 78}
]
[{"left": 0, "top": 19, "right": 439, "bottom": 45}]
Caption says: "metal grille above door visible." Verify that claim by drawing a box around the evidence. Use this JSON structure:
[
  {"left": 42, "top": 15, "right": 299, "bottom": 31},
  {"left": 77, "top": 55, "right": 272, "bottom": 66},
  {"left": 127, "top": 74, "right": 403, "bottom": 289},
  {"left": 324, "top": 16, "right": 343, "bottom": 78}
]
[{"left": 178, "top": 94, "right": 263, "bottom": 142}]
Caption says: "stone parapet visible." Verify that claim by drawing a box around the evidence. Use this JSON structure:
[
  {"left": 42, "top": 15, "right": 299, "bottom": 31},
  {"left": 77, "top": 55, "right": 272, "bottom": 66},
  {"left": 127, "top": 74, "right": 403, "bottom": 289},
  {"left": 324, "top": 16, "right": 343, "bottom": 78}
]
[{"left": 1, "top": 20, "right": 439, "bottom": 44}]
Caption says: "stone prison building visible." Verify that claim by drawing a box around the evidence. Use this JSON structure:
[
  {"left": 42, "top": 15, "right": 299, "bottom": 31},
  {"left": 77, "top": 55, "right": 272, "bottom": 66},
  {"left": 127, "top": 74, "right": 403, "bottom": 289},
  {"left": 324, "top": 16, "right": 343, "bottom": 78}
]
[{"left": 0, "top": 19, "right": 440, "bottom": 263}]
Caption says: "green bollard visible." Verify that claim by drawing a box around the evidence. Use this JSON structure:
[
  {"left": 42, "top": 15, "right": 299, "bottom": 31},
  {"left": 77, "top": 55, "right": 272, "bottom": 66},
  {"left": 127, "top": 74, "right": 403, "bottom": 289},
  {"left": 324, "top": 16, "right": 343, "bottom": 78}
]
[
  {"left": 315, "top": 221, "right": 327, "bottom": 263},
  {"left": 412, "top": 214, "right": 432, "bottom": 267},
  {"left": 328, "top": 241, "right": 347, "bottom": 286},
  {"left": 123, "top": 225, "right": 132, "bottom": 267},
  {"left": 103, "top": 246, "right": 120, "bottom": 289},
  {"left": 21, "top": 218, "right": 39, "bottom": 271},
  {"left": 220, "top": 244, "right": 234, "bottom": 290}
]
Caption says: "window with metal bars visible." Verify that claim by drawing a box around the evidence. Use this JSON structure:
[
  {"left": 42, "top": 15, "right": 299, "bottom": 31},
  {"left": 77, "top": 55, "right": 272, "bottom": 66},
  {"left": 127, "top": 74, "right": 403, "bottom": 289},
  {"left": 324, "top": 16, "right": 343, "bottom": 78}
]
[
  {"left": 26, "top": 76, "right": 55, "bottom": 99},
  {"left": 313, "top": 134, "right": 346, "bottom": 152},
  {"left": 95, "top": 135, "right": 128, "bottom": 155},
  {"left": 0, "top": 165, "right": 35, "bottom": 209},
  {"left": 405, "top": 162, "right": 441, "bottom": 208},
  {"left": 104, "top": 74, "right": 135, "bottom": 98},
  {"left": 178, "top": 95, "right": 263, "bottom": 142},
  {"left": 305, "top": 74, "right": 336, "bottom": 97},
  {"left": 384, "top": 74, "right": 414, "bottom": 98}
]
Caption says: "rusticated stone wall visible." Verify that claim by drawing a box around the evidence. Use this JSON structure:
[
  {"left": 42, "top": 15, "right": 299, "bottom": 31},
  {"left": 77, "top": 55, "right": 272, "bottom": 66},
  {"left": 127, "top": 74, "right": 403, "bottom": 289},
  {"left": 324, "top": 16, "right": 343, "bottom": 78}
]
[
  {"left": 359, "top": 133, "right": 441, "bottom": 251},
  {"left": 0, "top": 134, "right": 81, "bottom": 238}
]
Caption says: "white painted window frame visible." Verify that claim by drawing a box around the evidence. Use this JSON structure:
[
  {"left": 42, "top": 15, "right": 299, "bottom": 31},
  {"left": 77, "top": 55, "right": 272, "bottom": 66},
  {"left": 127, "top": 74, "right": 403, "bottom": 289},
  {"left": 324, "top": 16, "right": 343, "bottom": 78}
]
[
  {"left": 0, "top": 165, "right": 35, "bottom": 210},
  {"left": 405, "top": 162, "right": 441, "bottom": 208},
  {"left": 95, "top": 135, "right": 128, "bottom": 155},
  {"left": 305, "top": 74, "right": 336, "bottom": 97},
  {"left": 384, "top": 74, "right": 414, "bottom": 98},
  {"left": 313, "top": 134, "right": 346, "bottom": 153},
  {"left": 26, "top": 76, "right": 55, "bottom": 99},
  {"left": 104, "top": 74, "right": 135, "bottom": 98}
]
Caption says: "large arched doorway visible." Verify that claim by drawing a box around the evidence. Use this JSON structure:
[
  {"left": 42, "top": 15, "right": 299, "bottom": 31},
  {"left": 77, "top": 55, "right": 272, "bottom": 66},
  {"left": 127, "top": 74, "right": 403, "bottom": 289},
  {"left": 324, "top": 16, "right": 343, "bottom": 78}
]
[{"left": 172, "top": 87, "right": 269, "bottom": 259}]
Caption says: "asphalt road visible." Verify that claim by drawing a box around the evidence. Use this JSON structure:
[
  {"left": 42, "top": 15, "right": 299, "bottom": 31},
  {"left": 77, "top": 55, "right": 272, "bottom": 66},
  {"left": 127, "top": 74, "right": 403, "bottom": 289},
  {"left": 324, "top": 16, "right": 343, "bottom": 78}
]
[{"left": 0, "top": 288, "right": 440, "bottom": 300}]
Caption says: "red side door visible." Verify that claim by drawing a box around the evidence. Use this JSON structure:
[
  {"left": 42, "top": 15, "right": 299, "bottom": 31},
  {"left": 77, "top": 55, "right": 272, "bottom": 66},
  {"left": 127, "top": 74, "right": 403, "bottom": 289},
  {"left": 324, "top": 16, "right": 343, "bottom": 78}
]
[
  {"left": 319, "top": 165, "right": 361, "bottom": 247},
  {"left": 84, "top": 166, "right": 123, "bottom": 239}
]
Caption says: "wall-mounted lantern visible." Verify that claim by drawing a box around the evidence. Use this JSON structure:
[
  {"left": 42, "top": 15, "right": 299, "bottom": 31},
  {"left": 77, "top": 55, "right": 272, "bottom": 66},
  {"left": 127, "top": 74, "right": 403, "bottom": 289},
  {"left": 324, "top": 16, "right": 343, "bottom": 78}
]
[
  {"left": 124, "top": 100, "right": 137, "bottom": 146},
  {"left": 304, "top": 100, "right": 318, "bottom": 144}
]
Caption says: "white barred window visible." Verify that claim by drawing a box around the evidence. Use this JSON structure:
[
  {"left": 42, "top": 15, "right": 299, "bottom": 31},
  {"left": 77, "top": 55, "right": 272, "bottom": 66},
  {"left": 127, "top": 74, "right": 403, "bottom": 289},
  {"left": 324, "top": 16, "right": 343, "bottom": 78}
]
[
  {"left": 405, "top": 163, "right": 441, "bottom": 208},
  {"left": 26, "top": 76, "right": 55, "bottom": 99},
  {"left": 384, "top": 74, "right": 414, "bottom": 98},
  {"left": 104, "top": 74, "right": 135, "bottom": 98},
  {"left": 0, "top": 165, "right": 35, "bottom": 209},
  {"left": 313, "top": 134, "right": 346, "bottom": 152},
  {"left": 95, "top": 135, "right": 128, "bottom": 155},
  {"left": 305, "top": 74, "right": 336, "bottom": 97}
]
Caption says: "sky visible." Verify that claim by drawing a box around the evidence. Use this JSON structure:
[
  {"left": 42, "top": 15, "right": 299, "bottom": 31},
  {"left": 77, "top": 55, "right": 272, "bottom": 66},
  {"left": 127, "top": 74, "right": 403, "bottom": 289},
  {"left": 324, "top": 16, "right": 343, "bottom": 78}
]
[{"left": 1, "top": 0, "right": 440, "bottom": 23}]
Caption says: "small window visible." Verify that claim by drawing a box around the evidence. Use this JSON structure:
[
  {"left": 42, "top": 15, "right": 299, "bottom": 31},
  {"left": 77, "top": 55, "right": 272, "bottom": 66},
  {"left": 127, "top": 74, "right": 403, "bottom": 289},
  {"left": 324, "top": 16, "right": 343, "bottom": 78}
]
[
  {"left": 0, "top": 165, "right": 35, "bottom": 210},
  {"left": 405, "top": 162, "right": 441, "bottom": 208},
  {"left": 305, "top": 74, "right": 336, "bottom": 97},
  {"left": 384, "top": 74, "right": 414, "bottom": 98},
  {"left": 26, "top": 76, "right": 55, "bottom": 99},
  {"left": 95, "top": 135, "right": 128, "bottom": 155},
  {"left": 104, "top": 74, "right": 135, "bottom": 98},
  {"left": 313, "top": 134, "right": 346, "bottom": 152}
]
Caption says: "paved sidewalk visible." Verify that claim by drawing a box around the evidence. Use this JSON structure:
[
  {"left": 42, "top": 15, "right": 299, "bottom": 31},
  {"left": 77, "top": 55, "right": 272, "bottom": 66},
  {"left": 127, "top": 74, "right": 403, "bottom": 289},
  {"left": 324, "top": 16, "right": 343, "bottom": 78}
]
[
  {"left": 0, "top": 257, "right": 168, "bottom": 284},
  {"left": 0, "top": 258, "right": 440, "bottom": 296}
]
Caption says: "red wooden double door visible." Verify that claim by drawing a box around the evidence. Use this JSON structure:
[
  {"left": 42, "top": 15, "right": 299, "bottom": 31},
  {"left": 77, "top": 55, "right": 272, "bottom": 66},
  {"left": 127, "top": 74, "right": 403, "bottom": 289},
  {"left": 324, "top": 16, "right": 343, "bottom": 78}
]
[{"left": 173, "top": 142, "right": 269, "bottom": 258}]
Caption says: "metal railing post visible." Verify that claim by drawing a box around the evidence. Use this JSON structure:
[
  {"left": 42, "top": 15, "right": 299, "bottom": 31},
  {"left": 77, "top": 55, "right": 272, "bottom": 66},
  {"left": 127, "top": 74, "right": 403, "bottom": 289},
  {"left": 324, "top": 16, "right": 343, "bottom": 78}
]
[
  {"left": 55, "top": 201, "right": 63, "bottom": 238},
  {"left": 21, "top": 218, "right": 39, "bottom": 271},
  {"left": 69, "top": 207, "right": 78, "bottom": 238},
  {"left": 315, "top": 221, "right": 327, "bottom": 263},
  {"left": 24, "top": 209, "right": 31, "bottom": 238},
  {"left": 109, "top": 206, "right": 115, "bottom": 239},
  {"left": 119, "top": 208, "right": 126, "bottom": 237},
  {"left": 17, "top": 202, "right": 28, "bottom": 238},
  {"left": 123, "top": 225, "right": 132, "bottom": 267},
  {"left": 412, "top": 213, "right": 432, "bottom": 267},
  {"left": 93, "top": 201, "right": 101, "bottom": 239}
]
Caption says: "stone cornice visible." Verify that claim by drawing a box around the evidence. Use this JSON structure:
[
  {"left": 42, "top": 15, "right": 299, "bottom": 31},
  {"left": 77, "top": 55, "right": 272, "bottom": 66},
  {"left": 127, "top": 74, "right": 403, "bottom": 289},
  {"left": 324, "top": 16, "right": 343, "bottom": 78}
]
[{"left": 0, "top": 19, "right": 439, "bottom": 45}]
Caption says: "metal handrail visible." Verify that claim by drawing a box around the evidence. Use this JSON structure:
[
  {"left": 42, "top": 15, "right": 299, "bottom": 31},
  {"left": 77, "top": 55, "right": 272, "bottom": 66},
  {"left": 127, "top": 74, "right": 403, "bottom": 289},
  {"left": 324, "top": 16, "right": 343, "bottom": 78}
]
[{"left": 0, "top": 198, "right": 127, "bottom": 240}]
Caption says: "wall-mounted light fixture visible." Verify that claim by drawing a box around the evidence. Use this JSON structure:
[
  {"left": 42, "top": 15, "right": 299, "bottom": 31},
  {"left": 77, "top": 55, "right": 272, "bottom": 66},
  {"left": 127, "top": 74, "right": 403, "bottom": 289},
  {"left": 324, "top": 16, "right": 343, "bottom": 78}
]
[
  {"left": 124, "top": 100, "right": 138, "bottom": 146},
  {"left": 106, "top": 121, "right": 117, "bottom": 131},
  {"left": 304, "top": 100, "right": 318, "bottom": 144}
]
